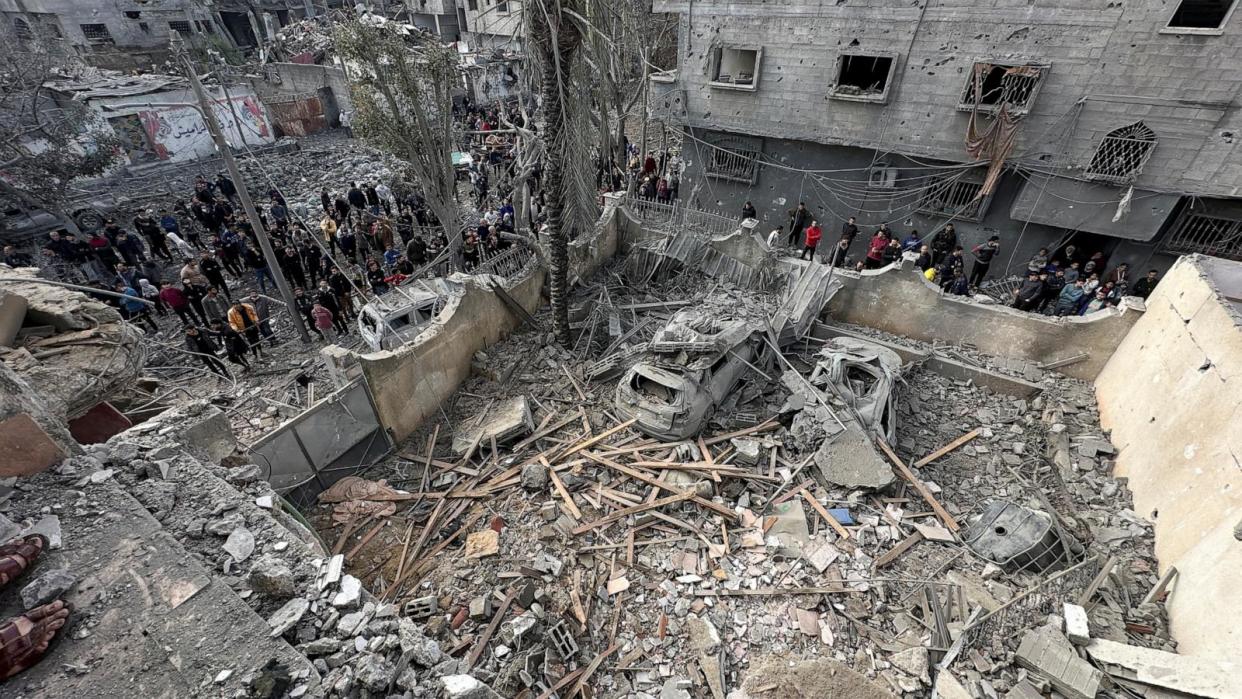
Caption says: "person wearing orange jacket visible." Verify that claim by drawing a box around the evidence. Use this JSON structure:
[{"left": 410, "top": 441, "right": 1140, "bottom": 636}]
[{"left": 226, "top": 301, "right": 263, "bottom": 361}]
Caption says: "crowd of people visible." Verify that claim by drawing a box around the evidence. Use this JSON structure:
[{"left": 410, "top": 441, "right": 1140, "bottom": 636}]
[{"left": 757, "top": 201, "right": 1162, "bottom": 315}]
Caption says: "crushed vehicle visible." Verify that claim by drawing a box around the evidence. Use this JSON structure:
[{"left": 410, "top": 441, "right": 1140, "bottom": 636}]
[
  {"left": 357, "top": 281, "right": 449, "bottom": 352},
  {"left": 615, "top": 309, "right": 772, "bottom": 440},
  {"left": 807, "top": 336, "right": 903, "bottom": 443}
]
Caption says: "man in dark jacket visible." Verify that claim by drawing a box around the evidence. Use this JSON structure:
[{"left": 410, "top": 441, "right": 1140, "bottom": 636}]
[
  {"left": 1131, "top": 270, "right": 1160, "bottom": 299},
  {"left": 293, "top": 287, "right": 323, "bottom": 339},
  {"left": 787, "top": 202, "right": 810, "bottom": 248},
  {"left": 316, "top": 280, "right": 351, "bottom": 335},
  {"left": 930, "top": 224, "right": 957, "bottom": 266},
  {"left": 215, "top": 174, "right": 237, "bottom": 202},
  {"left": 198, "top": 252, "right": 231, "bottom": 302},
  {"left": 185, "top": 325, "right": 228, "bottom": 377},
  {"left": 1013, "top": 271, "right": 1045, "bottom": 311},
  {"left": 969, "top": 235, "right": 1000, "bottom": 288}
]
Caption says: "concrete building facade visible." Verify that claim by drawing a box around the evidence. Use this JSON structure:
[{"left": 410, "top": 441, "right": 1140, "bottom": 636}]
[
  {"left": 0, "top": 0, "right": 320, "bottom": 70},
  {"left": 455, "top": 0, "right": 522, "bottom": 52},
  {"left": 649, "top": 0, "right": 1242, "bottom": 277}
]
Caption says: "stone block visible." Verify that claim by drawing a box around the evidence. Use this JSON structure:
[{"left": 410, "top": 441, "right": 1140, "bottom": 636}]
[{"left": 0, "top": 413, "right": 66, "bottom": 477}]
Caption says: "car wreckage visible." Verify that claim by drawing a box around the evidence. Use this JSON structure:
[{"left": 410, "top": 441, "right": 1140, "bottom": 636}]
[{"left": 614, "top": 310, "right": 771, "bottom": 441}]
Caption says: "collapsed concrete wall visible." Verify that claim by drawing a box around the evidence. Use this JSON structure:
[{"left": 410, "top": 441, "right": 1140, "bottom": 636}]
[
  {"left": 359, "top": 270, "right": 546, "bottom": 443},
  {"left": 359, "top": 205, "right": 630, "bottom": 443},
  {"left": 1095, "top": 254, "right": 1242, "bottom": 660},
  {"left": 824, "top": 262, "right": 1143, "bottom": 381}
]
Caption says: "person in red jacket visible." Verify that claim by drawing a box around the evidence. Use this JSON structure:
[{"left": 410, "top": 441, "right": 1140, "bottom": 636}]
[
  {"left": 801, "top": 220, "right": 823, "bottom": 261},
  {"left": 865, "top": 230, "right": 889, "bottom": 269}
]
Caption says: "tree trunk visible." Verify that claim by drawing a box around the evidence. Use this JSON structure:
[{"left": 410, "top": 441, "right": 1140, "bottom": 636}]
[{"left": 541, "top": 63, "right": 572, "bottom": 347}]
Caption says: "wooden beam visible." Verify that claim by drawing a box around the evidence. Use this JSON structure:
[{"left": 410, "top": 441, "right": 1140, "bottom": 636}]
[
  {"left": 466, "top": 586, "right": 518, "bottom": 669},
  {"left": 558, "top": 418, "right": 637, "bottom": 459},
  {"left": 874, "top": 531, "right": 924, "bottom": 569},
  {"left": 799, "top": 488, "right": 853, "bottom": 544},
  {"left": 913, "top": 428, "right": 982, "bottom": 469},
  {"left": 876, "top": 439, "right": 960, "bottom": 532},
  {"left": 701, "top": 418, "right": 779, "bottom": 445},
  {"left": 571, "top": 491, "right": 695, "bottom": 535},
  {"left": 585, "top": 452, "right": 737, "bottom": 521},
  {"left": 567, "top": 644, "right": 619, "bottom": 698},
  {"left": 544, "top": 456, "right": 583, "bottom": 521}
]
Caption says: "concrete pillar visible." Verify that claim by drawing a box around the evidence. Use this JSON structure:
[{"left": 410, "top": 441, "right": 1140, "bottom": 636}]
[{"left": 0, "top": 291, "right": 28, "bottom": 348}]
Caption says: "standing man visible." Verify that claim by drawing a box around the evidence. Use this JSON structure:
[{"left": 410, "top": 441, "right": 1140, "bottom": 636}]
[
  {"left": 930, "top": 224, "right": 957, "bottom": 266},
  {"left": 787, "top": 202, "right": 810, "bottom": 248},
  {"left": 247, "top": 291, "right": 277, "bottom": 347},
  {"left": 185, "top": 326, "right": 229, "bottom": 377},
  {"left": 227, "top": 299, "right": 264, "bottom": 361},
  {"left": 969, "top": 235, "right": 1000, "bottom": 288},
  {"left": 801, "top": 220, "right": 822, "bottom": 262},
  {"left": 840, "top": 217, "right": 860, "bottom": 247}
]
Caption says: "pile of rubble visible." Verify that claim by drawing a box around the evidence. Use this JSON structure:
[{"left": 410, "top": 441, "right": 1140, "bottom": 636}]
[{"left": 303, "top": 266, "right": 1174, "bottom": 698}]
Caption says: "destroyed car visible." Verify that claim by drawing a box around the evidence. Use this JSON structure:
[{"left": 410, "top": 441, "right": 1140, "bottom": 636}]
[
  {"left": 357, "top": 282, "right": 448, "bottom": 352},
  {"left": 615, "top": 310, "right": 770, "bottom": 440},
  {"left": 808, "top": 336, "right": 902, "bottom": 443}
]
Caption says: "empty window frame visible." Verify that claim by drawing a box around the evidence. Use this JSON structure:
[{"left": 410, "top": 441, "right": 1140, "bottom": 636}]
[
  {"left": 1166, "top": 0, "right": 1237, "bottom": 31},
  {"left": 79, "top": 23, "right": 114, "bottom": 44},
  {"left": 1085, "top": 122, "right": 1157, "bottom": 184},
  {"left": 467, "top": 0, "right": 479, "bottom": 11},
  {"left": 959, "top": 62, "right": 1046, "bottom": 113},
  {"left": 710, "top": 46, "right": 761, "bottom": 90},
  {"left": 497, "top": 0, "right": 509, "bottom": 12},
  {"left": 196, "top": 20, "right": 214, "bottom": 34},
  {"left": 1162, "top": 211, "right": 1242, "bottom": 260},
  {"left": 830, "top": 53, "right": 897, "bottom": 103},
  {"left": 703, "top": 134, "right": 762, "bottom": 183},
  {"left": 917, "top": 173, "right": 989, "bottom": 222}
]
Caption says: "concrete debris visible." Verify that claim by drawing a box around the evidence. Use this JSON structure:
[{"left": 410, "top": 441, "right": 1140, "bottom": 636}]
[
  {"left": 451, "top": 396, "right": 535, "bottom": 454},
  {"left": 441, "top": 674, "right": 503, "bottom": 699},
  {"left": 520, "top": 461, "right": 548, "bottom": 491},
  {"left": 222, "top": 526, "right": 257, "bottom": 562},
  {"left": 1085, "top": 638, "right": 1237, "bottom": 699},
  {"left": 1015, "top": 627, "right": 1104, "bottom": 699},
  {"left": 267, "top": 597, "right": 310, "bottom": 638},
  {"left": 20, "top": 568, "right": 77, "bottom": 610},
  {"left": 249, "top": 556, "right": 296, "bottom": 599},
  {"left": 464, "top": 529, "right": 499, "bottom": 558},
  {"left": 1063, "top": 602, "right": 1090, "bottom": 645},
  {"left": 331, "top": 574, "right": 363, "bottom": 608},
  {"left": 19, "top": 514, "right": 62, "bottom": 549}
]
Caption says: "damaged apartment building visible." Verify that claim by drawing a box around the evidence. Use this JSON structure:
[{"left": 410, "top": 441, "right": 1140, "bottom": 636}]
[
  {"left": 648, "top": 0, "right": 1242, "bottom": 276},
  {"left": 0, "top": 0, "right": 345, "bottom": 70},
  {"left": 1, "top": 183, "right": 1239, "bottom": 698}
]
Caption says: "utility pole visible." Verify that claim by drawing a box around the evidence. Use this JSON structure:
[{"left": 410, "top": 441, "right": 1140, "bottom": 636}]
[{"left": 170, "top": 32, "right": 312, "bottom": 343}]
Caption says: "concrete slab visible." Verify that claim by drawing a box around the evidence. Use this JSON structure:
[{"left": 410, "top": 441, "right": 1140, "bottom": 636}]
[
  {"left": 1015, "top": 628, "right": 1103, "bottom": 699},
  {"left": 0, "top": 474, "right": 319, "bottom": 697}
]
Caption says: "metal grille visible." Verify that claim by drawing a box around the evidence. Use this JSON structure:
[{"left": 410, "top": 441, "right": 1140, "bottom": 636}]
[
  {"left": 12, "top": 17, "right": 32, "bottom": 40},
  {"left": 917, "top": 175, "right": 986, "bottom": 221},
  {"left": 79, "top": 23, "right": 114, "bottom": 43},
  {"left": 960, "top": 63, "right": 1043, "bottom": 111},
  {"left": 168, "top": 20, "right": 192, "bottom": 35},
  {"left": 624, "top": 198, "right": 739, "bottom": 238},
  {"left": 951, "top": 555, "right": 1105, "bottom": 665},
  {"left": 705, "top": 141, "right": 760, "bottom": 183},
  {"left": 1085, "top": 122, "right": 1157, "bottom": 184},
  {"left": 1162, "top": 212, "right": 1242, "bottom": 260}
]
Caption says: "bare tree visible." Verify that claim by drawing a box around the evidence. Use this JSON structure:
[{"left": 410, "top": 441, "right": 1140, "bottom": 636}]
[
  {"left": 335, "top": 19, "right": 461, "bottom": 245},
  {"left": 0, "top": 45, "right": 122, "bottom": 236}
]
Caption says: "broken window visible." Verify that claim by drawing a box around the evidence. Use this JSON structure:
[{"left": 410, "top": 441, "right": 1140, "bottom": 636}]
[
  {"left": 702, "top": 132, "right": 761, "bottom": 183},
  {"left": 710, "top": 46, "right": 761, "bottom": 90},
  {"left": 497, "top": 0, "right": 509, "bottom": 12},
  {"left": 959, "top": 62, "right": 1045, "bottom": 113},
  {"left": 169, "top": 20, "right": 191, "bottom": 35},
  {"left": 12, "top": 17, "right": 32, "bottom": 40},
  {"left": 1162, "top": 211, "right": 1242, "bottom": 261},
  {"left": 917, "top": 172, "right": 989, "bottom": 221},
  {"left": 79, "top": 23, "right": 114, "bottom": 44},
  {"left": 468, "top": 0, "right": 479, "bottom": 10},
  {"left": 1167, "top": 0, "right": 1236, "bottom": 30},
  {"left": 123, "top": 11, "right": 141, "bottom": 19},
  {"left": 196, "top": 20, "right": 214, "bottom": 34},
  {"left": 1085, "top": 122, "right": 1157, "bottom": 184},
  {"left": 830, "top": 53, "right": 896, "bottom": 103}
]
